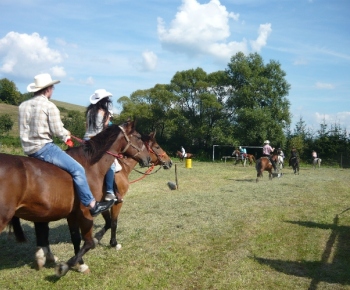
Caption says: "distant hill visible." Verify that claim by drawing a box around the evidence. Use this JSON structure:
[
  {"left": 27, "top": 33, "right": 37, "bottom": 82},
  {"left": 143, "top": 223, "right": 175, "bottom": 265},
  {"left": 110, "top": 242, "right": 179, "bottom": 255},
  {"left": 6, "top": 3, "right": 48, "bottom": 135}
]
[{"left": 0, "top": 100, "right": 85, "bottom": 137}]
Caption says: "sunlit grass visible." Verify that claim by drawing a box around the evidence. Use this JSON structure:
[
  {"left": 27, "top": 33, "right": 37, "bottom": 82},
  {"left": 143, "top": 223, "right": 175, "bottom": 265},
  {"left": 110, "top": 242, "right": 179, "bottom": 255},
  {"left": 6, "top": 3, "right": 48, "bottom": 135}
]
[{"left": 1, "top": 161, "right": 350, "bottom": 289}]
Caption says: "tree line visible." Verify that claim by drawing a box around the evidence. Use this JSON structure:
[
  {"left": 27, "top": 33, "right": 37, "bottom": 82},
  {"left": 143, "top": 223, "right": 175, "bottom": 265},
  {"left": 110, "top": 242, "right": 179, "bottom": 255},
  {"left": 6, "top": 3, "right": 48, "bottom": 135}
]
[{"left": 1, "top": 52, "right": 349, "bottom": 166}]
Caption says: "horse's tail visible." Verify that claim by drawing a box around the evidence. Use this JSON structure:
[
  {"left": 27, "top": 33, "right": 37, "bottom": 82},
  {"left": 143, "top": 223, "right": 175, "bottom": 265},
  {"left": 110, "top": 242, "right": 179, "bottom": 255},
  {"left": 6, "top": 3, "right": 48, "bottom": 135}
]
[
  {"left": 255, "top": 159, "right": 261, "bottom": 172},
  {"left": 8, "top": 216, "right": 27, "bottom": 243}
]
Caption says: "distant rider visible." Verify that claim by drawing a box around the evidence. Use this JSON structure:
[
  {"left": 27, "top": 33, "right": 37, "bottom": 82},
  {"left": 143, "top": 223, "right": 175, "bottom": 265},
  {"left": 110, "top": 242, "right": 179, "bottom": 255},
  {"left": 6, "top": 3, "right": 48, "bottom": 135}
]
[
  {"left": 181, "top": 146, "right": 187, "bottom": 158},
  {"left": 289, "top": 147, "right": 298, "bottom": 166},
  {"left": 262, "top": 140, "right": 277, "bottom": 172}
]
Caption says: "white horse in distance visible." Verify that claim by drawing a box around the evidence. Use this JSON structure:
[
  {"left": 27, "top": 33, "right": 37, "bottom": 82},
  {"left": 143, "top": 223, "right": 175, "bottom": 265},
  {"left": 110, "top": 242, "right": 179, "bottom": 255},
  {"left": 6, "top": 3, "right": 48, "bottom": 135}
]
[{"left": 313, "top": 158, "right": 322, "bottom": 169}]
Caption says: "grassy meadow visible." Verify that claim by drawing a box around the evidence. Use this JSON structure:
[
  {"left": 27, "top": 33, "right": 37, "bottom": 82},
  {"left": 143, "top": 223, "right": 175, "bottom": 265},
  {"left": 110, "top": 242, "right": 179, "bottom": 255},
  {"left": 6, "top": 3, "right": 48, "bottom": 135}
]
[{"left": 1, "top": 161, "right": 350, "bottom": 289}]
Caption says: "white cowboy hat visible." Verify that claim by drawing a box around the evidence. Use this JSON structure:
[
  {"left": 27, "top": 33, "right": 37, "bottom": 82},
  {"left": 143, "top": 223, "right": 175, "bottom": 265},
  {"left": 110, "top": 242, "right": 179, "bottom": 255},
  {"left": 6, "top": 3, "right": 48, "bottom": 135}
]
[
  {"left": 264, "top": 140, "right": 270, "bottom": 144},
  {"left": 27, "top": 73, "right": 60, "bottom": 92},
  {"left": 89, "top": 89, "right": 112, "bottom": 104}
]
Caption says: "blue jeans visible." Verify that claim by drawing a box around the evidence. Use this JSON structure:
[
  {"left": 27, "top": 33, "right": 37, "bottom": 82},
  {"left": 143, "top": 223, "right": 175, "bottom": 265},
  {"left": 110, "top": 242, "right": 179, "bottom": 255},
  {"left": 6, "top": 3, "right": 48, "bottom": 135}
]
[
  {"left": 105, "top": 167, "right": 115, "bottom": 194},
  {"left": 29, "top": 143, "right": 95, "bottom": 207}
]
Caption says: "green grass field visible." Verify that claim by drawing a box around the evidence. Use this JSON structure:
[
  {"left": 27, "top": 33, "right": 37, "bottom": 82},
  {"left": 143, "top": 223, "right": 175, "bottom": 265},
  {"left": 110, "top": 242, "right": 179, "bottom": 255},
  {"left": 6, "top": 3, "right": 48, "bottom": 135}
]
[{"left": 1, "top": 161, "right": 350, "bottom": 289}]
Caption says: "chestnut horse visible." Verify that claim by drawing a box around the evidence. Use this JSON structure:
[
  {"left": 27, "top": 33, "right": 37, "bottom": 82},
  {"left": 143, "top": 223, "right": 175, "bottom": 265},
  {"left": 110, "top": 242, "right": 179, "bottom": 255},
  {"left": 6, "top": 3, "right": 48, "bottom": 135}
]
[
  {"left": 255, "top": 152, "right": 279, "bottom": 182},
  {"left": 176, "top": 151, "right": 194, "bottom": 161},
  {"left": 247, "top": 154, "right": 256, "bottom": 166},
  {"left": 3, "top": 121, "right": 151, "bottom": 276},
  {"left": 94, "top": 131, "right": 172, "bottom": 249}
]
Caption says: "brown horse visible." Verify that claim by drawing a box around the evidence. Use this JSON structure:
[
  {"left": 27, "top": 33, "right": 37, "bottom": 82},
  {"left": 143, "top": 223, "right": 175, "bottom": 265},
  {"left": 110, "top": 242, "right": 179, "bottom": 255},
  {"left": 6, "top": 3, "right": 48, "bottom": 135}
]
[
  {"left": 255, "top": 152, "right": 279, "bottom": 182},
  {"left": 247, "top": 154, "right": 256, "bottom": 166},
  {"left": 232, "top": 149, "right": 248, "bottom": 166},
  {"left": 176, "top": 151, "right": 194, "bottom": 161},
  {"left": 290, "top": 156, "right": 300, "bottom": 174},
  {"left": 2, "top": 121, "right": 151, "bottom": 276},
  {"left": 94, "top": 131, "right": 172, "bottom": 249}
]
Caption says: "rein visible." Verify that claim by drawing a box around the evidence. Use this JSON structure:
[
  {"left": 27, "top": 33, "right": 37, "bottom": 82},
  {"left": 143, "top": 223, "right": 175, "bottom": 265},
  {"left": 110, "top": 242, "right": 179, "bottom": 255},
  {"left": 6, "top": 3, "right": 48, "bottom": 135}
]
[{"left": 129, "top": 164, "right": 156, "bottom": 184}]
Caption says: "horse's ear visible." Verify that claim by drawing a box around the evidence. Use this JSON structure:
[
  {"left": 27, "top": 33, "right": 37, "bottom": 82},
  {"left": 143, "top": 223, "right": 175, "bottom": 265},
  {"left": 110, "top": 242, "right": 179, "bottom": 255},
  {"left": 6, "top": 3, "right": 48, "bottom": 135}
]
[
  {"left": 141, "top": 134, "right": 150, "bottom": 142},
  {"left": 149, "top": 131, "right": 156, "bottom": 139}
]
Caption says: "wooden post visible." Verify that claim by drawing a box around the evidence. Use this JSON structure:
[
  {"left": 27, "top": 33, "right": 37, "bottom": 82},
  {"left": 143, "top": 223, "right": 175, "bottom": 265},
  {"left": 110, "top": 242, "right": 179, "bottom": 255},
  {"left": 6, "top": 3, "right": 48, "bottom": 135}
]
[{"left": 175, "top": 164, "right": 179, "bottom": 189}]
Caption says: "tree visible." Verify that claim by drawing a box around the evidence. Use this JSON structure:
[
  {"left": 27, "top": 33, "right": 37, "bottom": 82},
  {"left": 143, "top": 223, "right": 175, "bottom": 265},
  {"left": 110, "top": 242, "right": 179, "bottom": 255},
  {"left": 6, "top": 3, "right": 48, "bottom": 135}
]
[
  {"left": 63, "top": 110, "right": 86, "bottom": 141},
  {"left": 0, "top": 114, "right": 14, "bottom": 135},
  {"left": 225, "top": 52, "right": 291, "bottom": 146},
  {"left": 0, "top": 78, "right": 21, "bottom": 105},
  {"left": 169, "top": 68, "right": 234, "bottom": 151}
]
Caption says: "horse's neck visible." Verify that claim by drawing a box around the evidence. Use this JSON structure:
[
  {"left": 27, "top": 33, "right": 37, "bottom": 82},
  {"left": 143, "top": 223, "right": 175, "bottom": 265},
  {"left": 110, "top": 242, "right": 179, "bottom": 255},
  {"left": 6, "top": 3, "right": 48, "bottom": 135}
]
[{"left": 120, "top": 157, "right": 138, "bottom": 176}]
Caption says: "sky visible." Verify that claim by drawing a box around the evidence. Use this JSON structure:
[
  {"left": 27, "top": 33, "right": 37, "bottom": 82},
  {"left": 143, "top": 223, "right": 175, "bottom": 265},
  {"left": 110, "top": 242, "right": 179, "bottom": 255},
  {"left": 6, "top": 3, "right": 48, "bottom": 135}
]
[{"left": 0, "top": 0, "right": 349, "bottom": 133}]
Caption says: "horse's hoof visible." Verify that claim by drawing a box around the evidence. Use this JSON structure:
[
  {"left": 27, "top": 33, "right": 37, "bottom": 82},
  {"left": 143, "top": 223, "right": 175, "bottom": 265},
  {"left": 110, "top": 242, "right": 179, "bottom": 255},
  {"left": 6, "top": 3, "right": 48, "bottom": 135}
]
[
  {"left": 35, "top": 247, "right": 46, "bottom": 270},
  {"left": 46, "top": 252, "right": 59, "bottom": 263},
  {"left": 72, "top": 263, "right": 90, "bottom": 274},
  {"left": 55, "top": 262, "right": 69, "bottom": 277},
  {"left": 93, "top": 237, "right": 99, "bottom": 247},
  {"left": 116, "top": 244, "right": 122, "bottom": 251}
]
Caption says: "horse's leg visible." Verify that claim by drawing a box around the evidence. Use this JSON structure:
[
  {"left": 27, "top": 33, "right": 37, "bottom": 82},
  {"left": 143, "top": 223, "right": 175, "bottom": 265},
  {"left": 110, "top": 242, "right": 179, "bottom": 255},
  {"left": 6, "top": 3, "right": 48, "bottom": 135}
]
[
  {"left": 256, "top": 161, "right": 261, "bottom": 182},
  {"left": 94, "top": 210, "right": 111, "bottom": 244},
  {"left": 34, "top": 222, "right": 58, "bottom": 270},
  {"left": 269, "top": 169, "right": 273, "bottom": 180},
  {"left": 10, "top": 216, "right": 26, "bottom": 242},
  {"left": 55, "top": 214, "right": 92, "bottom": 276},
  {"left": 109, "top": 203, "right": 123, "bottom": 249}
]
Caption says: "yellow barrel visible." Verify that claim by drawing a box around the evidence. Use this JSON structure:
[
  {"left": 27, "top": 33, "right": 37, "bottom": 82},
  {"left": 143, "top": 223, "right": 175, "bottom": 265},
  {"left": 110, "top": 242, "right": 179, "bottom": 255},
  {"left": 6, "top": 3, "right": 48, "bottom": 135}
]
[{"left": 185, "top": 158, "right": 192, "bottom": 168}]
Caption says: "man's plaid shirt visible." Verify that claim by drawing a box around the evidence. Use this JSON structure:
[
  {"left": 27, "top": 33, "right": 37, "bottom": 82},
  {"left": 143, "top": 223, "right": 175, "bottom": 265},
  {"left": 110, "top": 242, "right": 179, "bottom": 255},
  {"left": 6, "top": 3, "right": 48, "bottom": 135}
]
[{"left": 19, "top": 95, "right": 70, "bottom": 155}]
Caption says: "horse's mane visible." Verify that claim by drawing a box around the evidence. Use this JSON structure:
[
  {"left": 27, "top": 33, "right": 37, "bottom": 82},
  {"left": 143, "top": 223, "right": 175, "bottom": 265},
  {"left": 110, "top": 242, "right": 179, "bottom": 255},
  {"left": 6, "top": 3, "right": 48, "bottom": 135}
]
[{"left": 83, "top": 124, "right": 122, "bottom": 164}]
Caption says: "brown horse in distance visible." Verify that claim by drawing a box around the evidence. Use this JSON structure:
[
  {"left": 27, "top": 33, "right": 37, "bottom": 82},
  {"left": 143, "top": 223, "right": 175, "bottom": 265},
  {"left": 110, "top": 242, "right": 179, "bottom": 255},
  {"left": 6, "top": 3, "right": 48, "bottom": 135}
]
[
  {"left": 4, "top": 121, "right": 151, "bottom": 276},
  {"left": 94, "top": 131, "right": 172, "bottom": 249},
  {"left": 176, "top": 151, "right": 194, "bottom": 161},
  {"left": 255, "top": 152, "right": 279, "bottom": 182},
  {"left": 247, "top": 154, "right": 256, "bottom": 166}
]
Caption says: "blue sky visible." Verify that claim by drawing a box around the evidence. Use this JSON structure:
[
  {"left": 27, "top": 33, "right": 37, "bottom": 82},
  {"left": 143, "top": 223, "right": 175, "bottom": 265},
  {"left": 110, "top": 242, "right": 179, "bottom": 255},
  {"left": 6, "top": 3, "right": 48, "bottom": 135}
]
[{"left": 0, "top": 0, "right": 349, "bottom": 133}]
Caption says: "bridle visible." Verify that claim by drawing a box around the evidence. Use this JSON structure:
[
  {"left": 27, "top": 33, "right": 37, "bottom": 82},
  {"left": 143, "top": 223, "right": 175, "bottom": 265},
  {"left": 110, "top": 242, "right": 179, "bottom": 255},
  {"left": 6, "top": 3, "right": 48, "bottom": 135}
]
[
  {"left": 106, "top": 126, "right": 145, "bottom": 159},
  {"left": 143, "top": 140, "right": 167, "bottom": 166}
]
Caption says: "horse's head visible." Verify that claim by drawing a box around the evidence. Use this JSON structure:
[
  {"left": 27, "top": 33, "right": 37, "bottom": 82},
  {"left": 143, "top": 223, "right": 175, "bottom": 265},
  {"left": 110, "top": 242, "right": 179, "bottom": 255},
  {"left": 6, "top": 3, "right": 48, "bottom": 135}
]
[
  {"left": 83, "top": 121, "right": 150, "bottom": 167},
  {"left": 118, "top": 120, "right": 151, "bottom": 167},
  {"left": 271, "top": 150, "right": 278, "bottom": 161},
  {"left": 142, "top": 131, "right": 172, "bottom": 169}
]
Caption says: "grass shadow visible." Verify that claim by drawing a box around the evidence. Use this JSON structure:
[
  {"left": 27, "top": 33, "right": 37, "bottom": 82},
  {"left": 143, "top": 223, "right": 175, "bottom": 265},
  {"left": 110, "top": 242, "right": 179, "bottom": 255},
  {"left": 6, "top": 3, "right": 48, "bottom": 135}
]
[
  {"left": 252, "top": 215, "right": 350, "bottom": 288},
  {"left": 0, "top": 223, "right": 72, "bottom": 271}
]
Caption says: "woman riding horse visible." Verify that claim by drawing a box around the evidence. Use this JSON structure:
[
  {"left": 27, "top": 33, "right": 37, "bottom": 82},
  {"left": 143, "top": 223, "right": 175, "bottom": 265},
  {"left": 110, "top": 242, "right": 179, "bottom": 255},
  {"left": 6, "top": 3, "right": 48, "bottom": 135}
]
[{"left": 262, "top": 140, "right": 277, "bottom": 172}]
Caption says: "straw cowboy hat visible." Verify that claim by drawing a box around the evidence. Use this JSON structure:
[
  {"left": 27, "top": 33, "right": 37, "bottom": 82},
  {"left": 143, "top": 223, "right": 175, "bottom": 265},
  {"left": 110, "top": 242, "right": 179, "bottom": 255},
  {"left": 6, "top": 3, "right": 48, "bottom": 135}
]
[
  {"left": 90, "top": 89, "right": 112, "bottom": 104},
  {"left": 264, "top": 140, "right": 270, "bottom": 144},
  {"left": 27, "top": 73, "right": 60, "bottom": 92}
]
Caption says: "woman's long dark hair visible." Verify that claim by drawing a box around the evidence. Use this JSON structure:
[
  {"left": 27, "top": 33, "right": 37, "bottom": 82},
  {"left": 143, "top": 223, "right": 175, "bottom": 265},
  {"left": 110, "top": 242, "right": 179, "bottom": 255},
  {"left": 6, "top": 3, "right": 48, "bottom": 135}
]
[{"left": 85, "top": 97, "right": 112, "bottom": 131}]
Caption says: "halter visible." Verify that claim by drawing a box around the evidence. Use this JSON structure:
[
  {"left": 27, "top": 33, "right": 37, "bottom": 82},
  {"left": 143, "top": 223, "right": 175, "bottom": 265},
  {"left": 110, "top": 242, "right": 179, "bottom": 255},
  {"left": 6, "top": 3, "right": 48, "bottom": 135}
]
[
  {"left": 106, "top": 126, "right": 145, "bottom": 159},
  {"left": 143, "top": 140, "right": 167, "bottom": 165}
]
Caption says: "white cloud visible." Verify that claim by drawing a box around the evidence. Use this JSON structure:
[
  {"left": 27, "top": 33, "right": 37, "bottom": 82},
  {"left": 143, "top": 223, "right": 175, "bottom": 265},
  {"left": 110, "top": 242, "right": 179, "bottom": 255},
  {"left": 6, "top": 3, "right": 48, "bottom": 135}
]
[
  {"left": 141, "top": 51, "right": 158, "bottom": 71},
  {"left": 50, "top": 66, "right": 66, "bottom": 78},
  {"left": 315, "top": 82, "right": 334, "bottom": 89},
  {"left": 158, "top": 0, "right": 257, "bottom": 62},
  {"left": 0, "top": 31, "right": 65, "bottom": 78},
  {"left": 314, "top": 112, "right": 350, "bottom": 132},
  {"left": 293, "top": 57, "right": 308, "bottom": 65},
  {"left": 250, "top": 23, "right": 272, "bottom": 52},
  {"left": 130, "top": 50, "right": 158, "bottom": 72},
  {"left": 85, "top": 77, "right": 94, "bottom": 85},
  {"left": 55, "top": 38, "right": 78, "bottom": 48}
]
